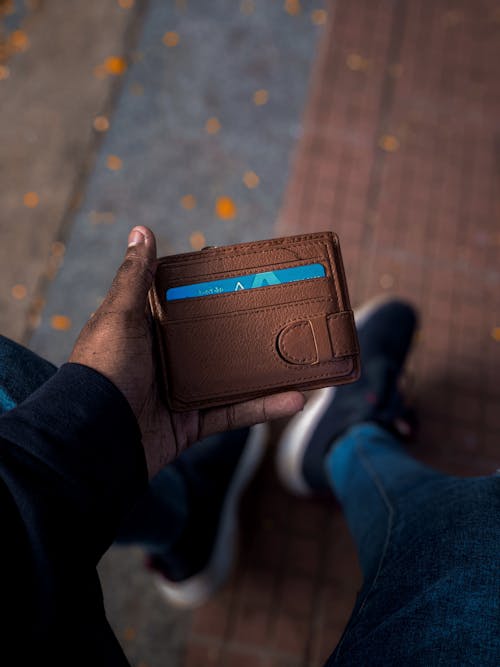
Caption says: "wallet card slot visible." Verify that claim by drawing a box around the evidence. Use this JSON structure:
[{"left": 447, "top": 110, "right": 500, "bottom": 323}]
[
  {"left": 160, "top": 254, "right": 331, "bottom": 288},
  {"left": 163, "top": 295, "right": 354, "bottom": 403},
  {"left": 158, "top": 237, "right": 333, "bottom": 284},
  {"left": 163, "top": 275, "right": 336, "bottom": 322}
]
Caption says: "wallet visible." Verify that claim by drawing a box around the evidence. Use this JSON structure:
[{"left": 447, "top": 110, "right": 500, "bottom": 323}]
[{"left": 148, "top": 231, "right": 360, "bottom": 411}]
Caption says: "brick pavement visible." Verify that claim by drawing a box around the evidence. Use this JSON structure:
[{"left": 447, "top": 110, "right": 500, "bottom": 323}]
[{"left": 184, "top": 1, "right": 500, "bottom": 665}]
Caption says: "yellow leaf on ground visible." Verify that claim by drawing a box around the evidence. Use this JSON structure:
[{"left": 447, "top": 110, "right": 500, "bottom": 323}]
[
  {"left": 181, "top": 194, "right": 197, "bottom": 210},
  {"left": 243, "top": 171, "right": 260, "bottom": 189},
  {"left": 51, "top": 315, "right": 72, "bottom": 331},
  {"left": 253, "top": 89, "right": 269, "bottom": 106},
  {"left": 106, "top": 155, "right": 123, "bottom": 171},
  {"left": 93, "top": 115, "right": 110, "bottom": 132},
  {"left": 205, "top": 117, "right": 221, "bottom": 134},
  {"left": 163, "top": 31, "right": 180, "bottom": 47},
  {"left": 379, "top": 135, "right": 400, "bottom": 152},
  {"left": 215, "top": 196, "right": 237, "bottom": 220},
  {"left": 23, "top": 192, "right": 39, "bottom": 208},
  {"left": 11, "top": 284, "right": 27, "bottom": 300},
  {"left": 104, "top": 56, "right": 127, "bottom": 75},
  {"left": 189, "top": 231, "right": 206, "bottom": 250}
]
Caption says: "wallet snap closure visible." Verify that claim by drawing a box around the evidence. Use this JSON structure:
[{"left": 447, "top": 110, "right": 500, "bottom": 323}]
[{"left": 277, "top": 311, "right": 358, "bottom": 365}]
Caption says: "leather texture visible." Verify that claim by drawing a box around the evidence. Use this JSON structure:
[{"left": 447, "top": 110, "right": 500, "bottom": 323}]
[{"left": 148, "top": 231, "right": 360, "bottom": 411}]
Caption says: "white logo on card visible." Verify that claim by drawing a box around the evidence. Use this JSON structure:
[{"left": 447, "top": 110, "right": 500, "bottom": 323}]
[{"left": 251, "top": 272, "right": 280, "bottom": 288}]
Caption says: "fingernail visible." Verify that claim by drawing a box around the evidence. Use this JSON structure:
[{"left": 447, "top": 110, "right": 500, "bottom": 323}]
[{"left": 128, "top": 228, "right": 145, "bottom": 247}]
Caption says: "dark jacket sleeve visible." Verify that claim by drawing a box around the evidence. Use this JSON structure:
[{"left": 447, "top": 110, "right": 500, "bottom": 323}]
[{"left": 0, "top": 362, "right": 148, "bottom": 665}]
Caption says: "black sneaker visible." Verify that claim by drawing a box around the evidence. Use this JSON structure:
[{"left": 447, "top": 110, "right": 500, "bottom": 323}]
[
  {"left": 276, "top": 296, "right": 418, "bottom": 496},
  {"left": 147, "top": 423, "right": 267, "bottom": 608}
]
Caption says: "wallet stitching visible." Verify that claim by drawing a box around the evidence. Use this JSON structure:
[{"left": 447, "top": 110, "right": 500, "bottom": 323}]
[
  {"left": 164, "top": 243, "right": 329, "bottom": 269},
  {"left": 279, "top": 322, "right": 316, "bottom": 364},
  {"left": 174, "top": 363, "right": 354, "bottom": 400},
  {"left": 163, "top": 256, "right": 330, "bottom": 289},
  {"left": 327, "top": 312, "right": 359, "bottom": 356},
  {"left": 155, "top": 237, "right": 341, "bottom": 313},
  {"left": 324, "top": 239, "right": 342, "bottom": 309},
  {"left": 152, "top": 232, "right": 359, "bottom": 404},
  {"left": 166, "top": 296, "right": 337, "bottom": 324},
  {"left": 158, "top": 241, "right": 338, "bottom": 290},
  {"left": 163, "top": 282, "right": 332, "bottom": 323},
  {"left": 169, "top": 305, "right": 356, "bottom": 400},
  {"left": 273, "top": 311, "right": 355, "bottom": 366},
  {"left": 279, "top": 313, "right": 357, "bottom": 362},
  {"left": 164, "top": 275, "right": 330, "bottom": 314},
  {"left": 157, "top": 236, "right": 336, "bottom": 268}
]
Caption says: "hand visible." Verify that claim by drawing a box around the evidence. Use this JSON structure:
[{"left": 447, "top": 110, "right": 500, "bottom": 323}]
[{"left": 69, "top": 226, "right": 305, "bottom": 478}]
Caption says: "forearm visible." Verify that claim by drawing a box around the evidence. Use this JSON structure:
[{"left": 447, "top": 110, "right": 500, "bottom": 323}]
[
  {"left": 0, "top": 362, "right": 148, "bottom": 562},
  {"left": 0, "top": 363, "right": 148, "bottom": 659}
]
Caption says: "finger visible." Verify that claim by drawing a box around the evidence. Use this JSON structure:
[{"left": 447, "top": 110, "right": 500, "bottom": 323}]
[
  {"left": 102, "top": 226, "right": 158, "bottom": 313},
  {"left": 198, "top": 390, "right": 305, "bottom": 438}
]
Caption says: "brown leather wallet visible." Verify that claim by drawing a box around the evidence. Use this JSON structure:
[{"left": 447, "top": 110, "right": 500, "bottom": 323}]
[{"left": 148, "top": 231, "right": 360, "bottom": 411}]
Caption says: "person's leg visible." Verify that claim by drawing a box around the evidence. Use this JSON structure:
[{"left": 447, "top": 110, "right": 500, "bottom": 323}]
[
  {"left": 0, "top": 335, "right": 57, "bottom": 413},
  {"left": 325, "top": 423, "right": 500, "bottom": 666},
  {"left": 276, "top": 297, "right": 500, "bottom": 665},
  {"left": 116, "top": 424, "right": 267, "bottom": 609}
]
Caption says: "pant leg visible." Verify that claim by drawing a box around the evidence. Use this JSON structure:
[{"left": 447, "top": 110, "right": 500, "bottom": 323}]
[
  {"left": 323, "top": 423, "right": 500, "bottom": 667},
  {"left": 0, "top": 335, "right": 57, "bottom": 412},
  {"left": 0, "top": 335, "right": 188, "bottom": 553},
  {"left": 115, "top": 465, "right": 188, "bottom": 552}
]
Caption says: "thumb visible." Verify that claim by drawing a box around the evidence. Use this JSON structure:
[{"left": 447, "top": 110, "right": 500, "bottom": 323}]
[{"left": 104, "top": 226, "right": 157, "bottom": 313}]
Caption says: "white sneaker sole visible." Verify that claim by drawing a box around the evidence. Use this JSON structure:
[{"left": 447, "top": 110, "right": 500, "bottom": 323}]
[
  {"left": 275, "top": 294, "right": 395, "bottom": 496},
  {"left": 156, "top": 422, "right": 268, "bottom": 608}
]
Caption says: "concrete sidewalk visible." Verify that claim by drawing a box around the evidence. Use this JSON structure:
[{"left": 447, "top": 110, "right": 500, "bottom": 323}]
[
  {"left": 0, "top": 0, "right": 142, "bottom": 344},
  {"left": 1, "top": 1, "right": 325, "bottom": 665},
  {"left": 26, "top": 1, "right": 324, "bottom": 367}
]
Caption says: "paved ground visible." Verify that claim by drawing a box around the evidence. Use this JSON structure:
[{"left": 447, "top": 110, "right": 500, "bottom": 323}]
[
  {"left": 26, "top": 0, "right": 325, "bottom": 366},
  {"left": 2, "top": 0, "right": 499, "bottom": 666},
  {"left": 0, "top": 0, "right": 141, "bottom": 343},
  {"left": 2, "top": 1, "right": 326, "bottom": 665},
  {"left": 188, "top": 1, "right": 500, "bottom": 665}
]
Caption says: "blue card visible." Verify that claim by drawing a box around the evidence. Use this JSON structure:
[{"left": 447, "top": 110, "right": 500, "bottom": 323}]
[{"left": 166, "top": 262, "right": 326, "bottom": 301}]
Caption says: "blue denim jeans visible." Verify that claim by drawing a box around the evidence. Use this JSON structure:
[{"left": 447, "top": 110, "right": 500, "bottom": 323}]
[
  {"left": 1, "top": 335, "right": 499, "bottom": 665},
  {"left": 325, "top": 424, "right": 500, "bottom": 665}
]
